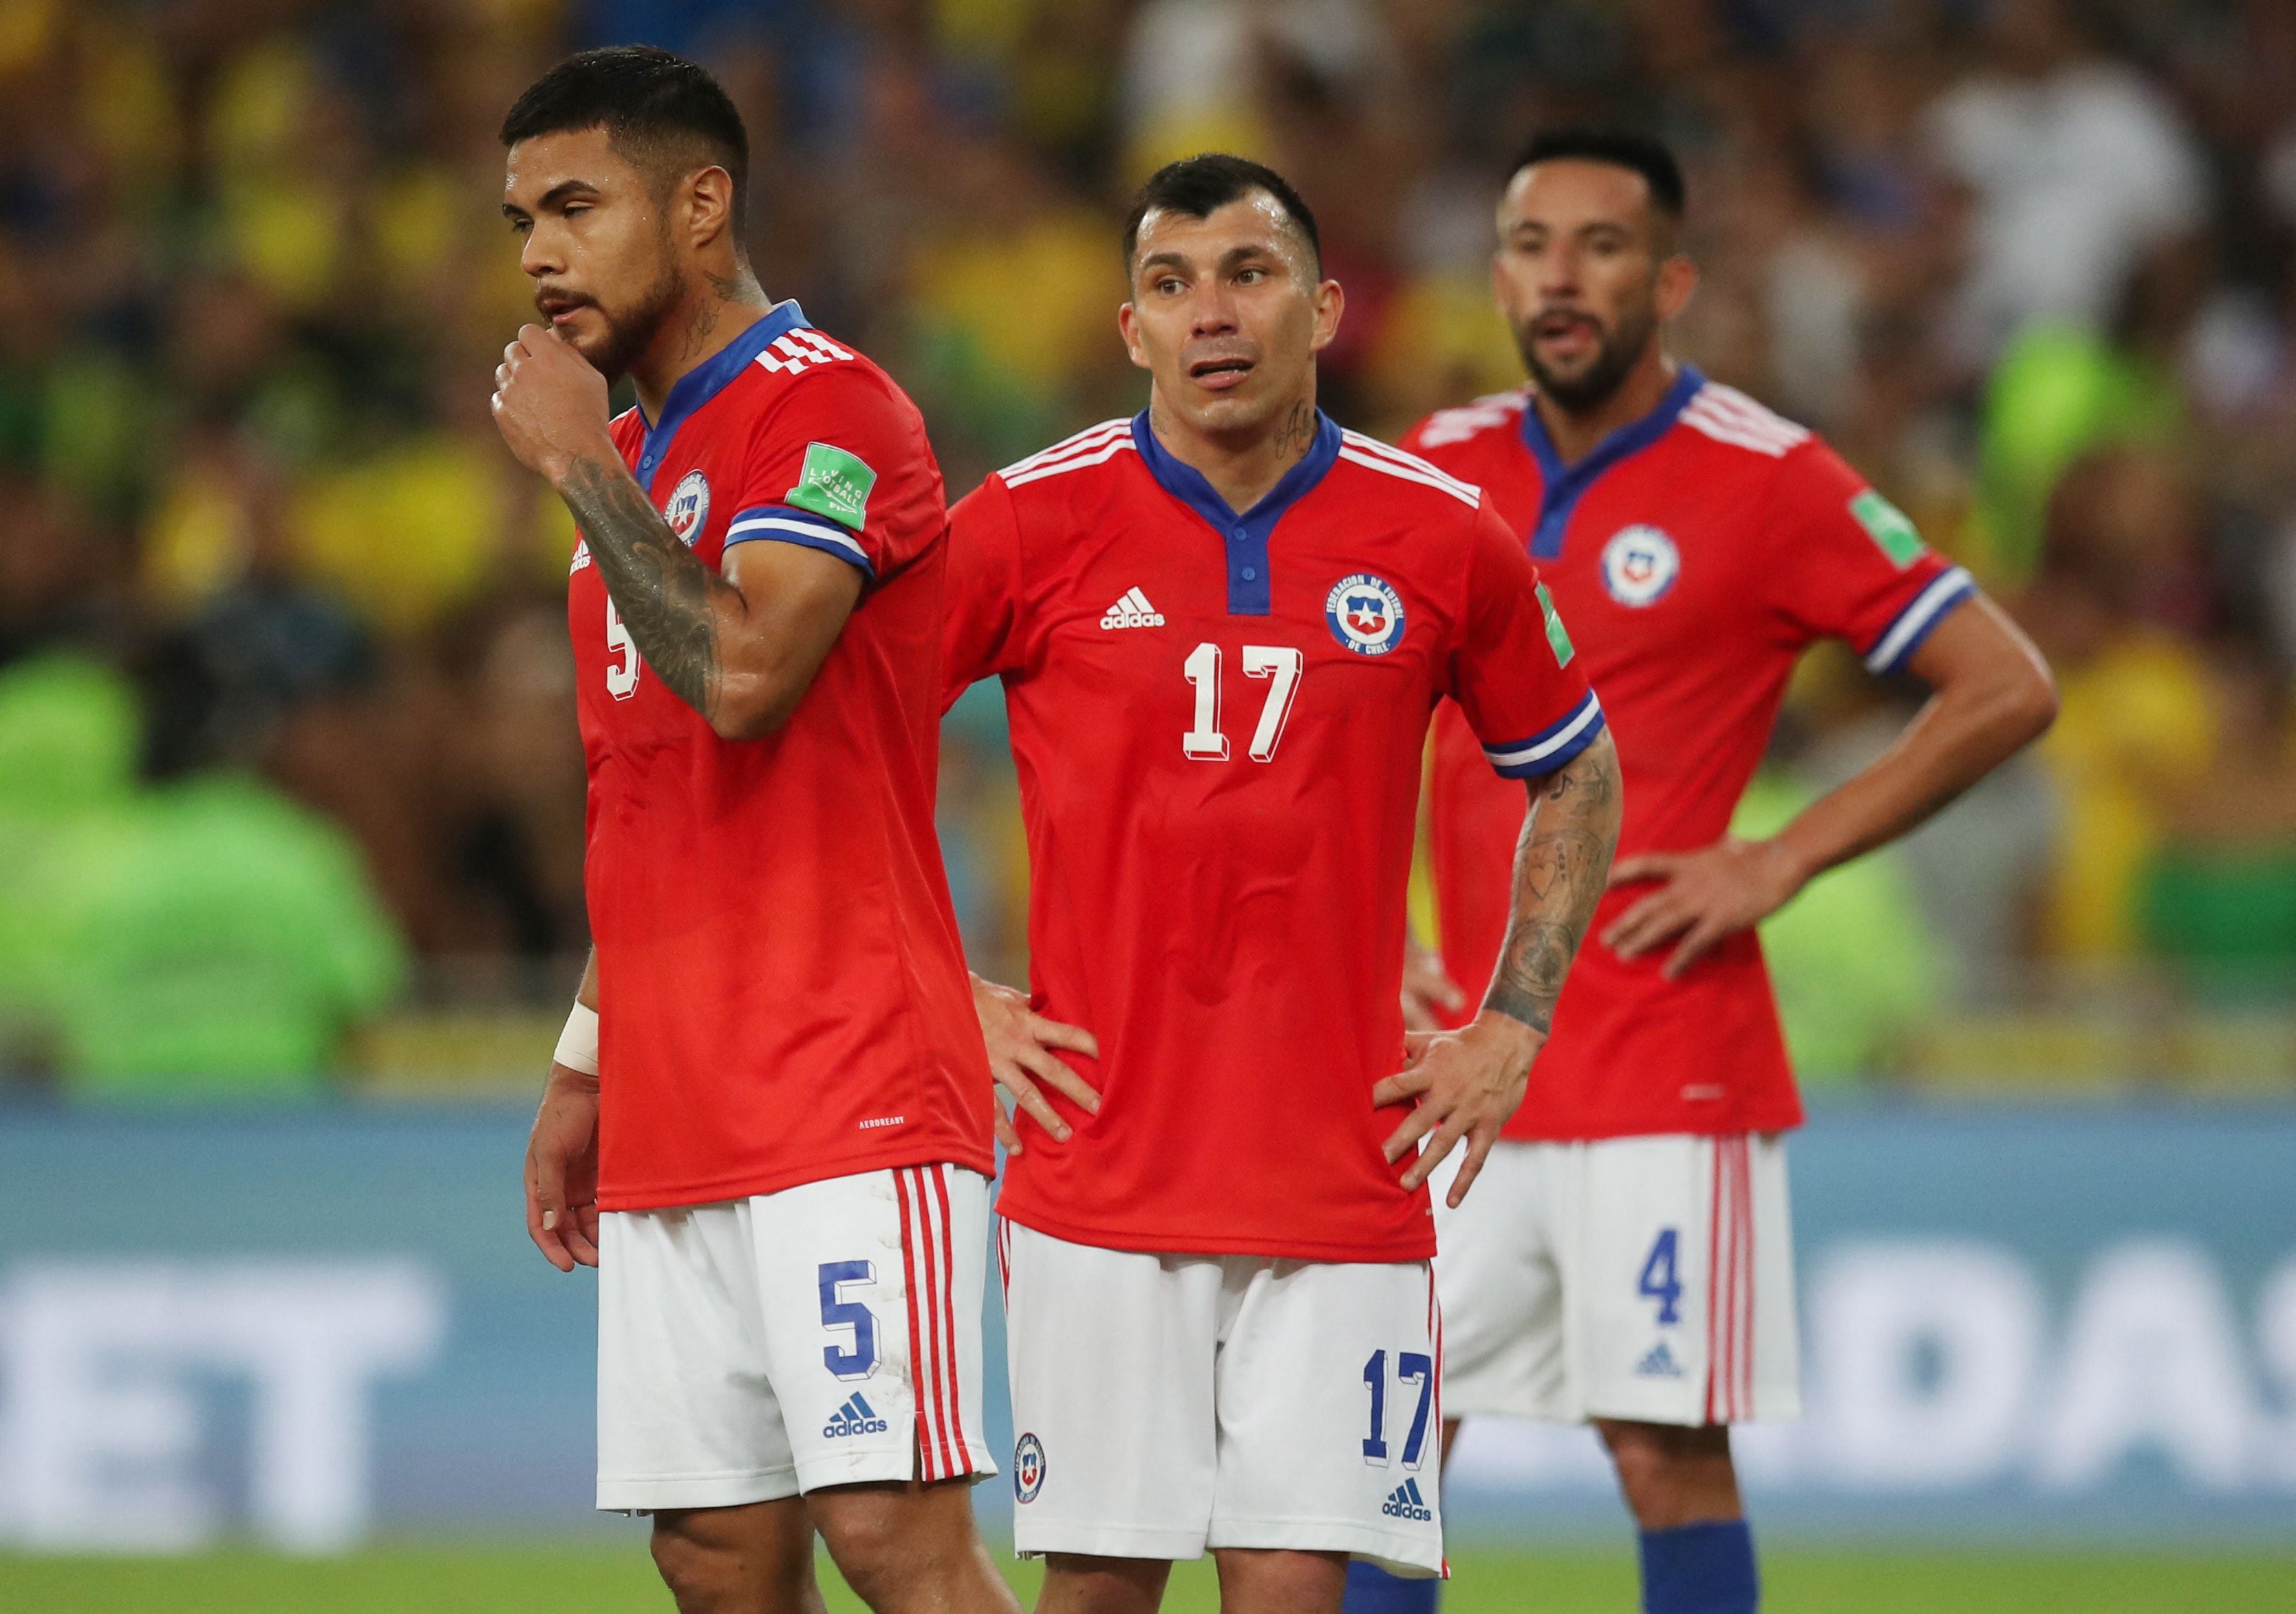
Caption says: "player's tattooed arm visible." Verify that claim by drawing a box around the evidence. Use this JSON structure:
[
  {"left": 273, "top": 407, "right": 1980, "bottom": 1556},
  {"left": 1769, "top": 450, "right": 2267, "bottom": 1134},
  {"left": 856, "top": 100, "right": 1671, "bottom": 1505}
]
[
  {"left": 493, "top": 323, "right": 861, "bottom": 738},
  {"left": 1378, "top": 728, "right": 1620, "bottom": 1207},
  {"left": 1483, "top": 729, "right": 1624, "bottom": 1035},
  {"left": 557, "top": 453, "right": 739, "bottom": 717}
]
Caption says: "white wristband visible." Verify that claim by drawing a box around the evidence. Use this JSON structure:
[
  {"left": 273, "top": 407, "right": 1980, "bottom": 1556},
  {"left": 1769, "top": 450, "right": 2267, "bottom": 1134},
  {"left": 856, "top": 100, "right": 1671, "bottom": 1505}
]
[{"left": 553, "top": 1001, "right": 600, "bottom": 1076}]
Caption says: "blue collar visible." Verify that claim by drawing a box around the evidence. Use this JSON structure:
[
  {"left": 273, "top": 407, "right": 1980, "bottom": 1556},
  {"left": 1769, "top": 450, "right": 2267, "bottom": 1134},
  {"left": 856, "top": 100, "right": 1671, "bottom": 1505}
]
[
  {"left": 1519, "top": 364, "right": 1704, "bottom": 558},
  {"left": 1130, "top": 407, "right": 1344, "bottom": 614},
  {"left": 633, "top": 300, "right": 810, "bottom": 493}
]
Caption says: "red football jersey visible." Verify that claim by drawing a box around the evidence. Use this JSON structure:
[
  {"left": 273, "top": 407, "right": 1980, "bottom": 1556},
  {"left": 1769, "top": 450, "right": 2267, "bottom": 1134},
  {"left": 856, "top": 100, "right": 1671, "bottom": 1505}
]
[
  {"left": 1402, "top": 369, "right": 1973, "bottom": 1141},
  {"left": 569, "top": 303, "right": 994, "bottom": 1211},
  {"left": 944, "top": 411, "right": 1603, "bottom": 1261}
]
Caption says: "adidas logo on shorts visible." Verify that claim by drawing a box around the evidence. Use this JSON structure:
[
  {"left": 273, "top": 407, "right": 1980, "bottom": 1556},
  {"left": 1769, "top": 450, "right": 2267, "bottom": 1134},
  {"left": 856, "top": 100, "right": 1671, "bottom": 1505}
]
[
  {"left": 1100, "top": 588, "right": 1164, "bottom": 629},
  {"left": 822, "top": 1392, "right": 890, "bottom": 1439},
  {"left": 1382, "top": 1477, "right": 1434, "bottom": 1522},
  {"left": 1635, "top": 1341, "right": 1685, "bottom": 1379}
]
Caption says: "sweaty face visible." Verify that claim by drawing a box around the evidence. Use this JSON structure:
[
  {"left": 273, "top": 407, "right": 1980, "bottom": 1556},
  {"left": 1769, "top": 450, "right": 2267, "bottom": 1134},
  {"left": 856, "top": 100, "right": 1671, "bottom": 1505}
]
[
  {"left": 1120, "top": 195, "right": 1339, "bottom": 443},
  {"left": 1492, "top": 160, "right": 1671, "bottom": 413},
  {"left": 502, "top": 126, "right": 685, "bottom": 383}
]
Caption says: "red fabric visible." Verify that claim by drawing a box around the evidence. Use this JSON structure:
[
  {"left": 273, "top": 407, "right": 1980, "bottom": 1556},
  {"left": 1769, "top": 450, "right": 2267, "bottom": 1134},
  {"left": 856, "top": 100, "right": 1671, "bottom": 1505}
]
[
  {"left": 941, "top": 419, "right": 1597, "bottom": 1262},
  {"left": 569, "top": 321, "right": 994, "bottom": 1210},
  {"left": 1403, "top": 381, "right": 1962, "bottom": 1142}
]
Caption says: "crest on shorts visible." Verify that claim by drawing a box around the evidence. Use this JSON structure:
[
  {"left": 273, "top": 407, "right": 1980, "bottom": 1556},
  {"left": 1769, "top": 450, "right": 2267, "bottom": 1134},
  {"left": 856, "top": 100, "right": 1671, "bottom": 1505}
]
[
  {"left": 1600, "top": 524, "right": 1680, "bottom": 607},
  {"left": 665, "top": 470, "right": 711, "bottom": 546},
  {"left": 1013, "top": 1432, "right": 1047, "bottom": 1502},
  {"left": 1325, "top": 573, "right": 1407, "bottom": 656}
]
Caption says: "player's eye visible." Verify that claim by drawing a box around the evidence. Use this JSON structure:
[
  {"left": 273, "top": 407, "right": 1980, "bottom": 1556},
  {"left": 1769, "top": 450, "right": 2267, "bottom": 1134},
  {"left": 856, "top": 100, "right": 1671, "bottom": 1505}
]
[
  {"left": 1157, "top": 277, "right": 1183, "bottom": 295},
  {"left": 1236, "top": 267, "right": 1264, "bottom": 285},
  {"left": 564, "top": 204, "right": 591, "bottom": 219}
]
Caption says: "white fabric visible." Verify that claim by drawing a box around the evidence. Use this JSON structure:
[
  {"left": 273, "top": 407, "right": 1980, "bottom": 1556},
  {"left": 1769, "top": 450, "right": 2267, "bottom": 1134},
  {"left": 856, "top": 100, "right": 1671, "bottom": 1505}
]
[
  {"left": 552, "top": 1001, "right": 599, "bottom": 1076},
  {"left": 999, "top": 1220, "right": 1445, "bottom": 1575},
  {"left": 1432, "top": 1134, "right": 1800, "bottom": 1426},
  {"left": 596, "top": 1164, "right": 994, "bottom": 1509},
  {"left": 1926, "top": 61, "right": 2207, "bottom": 360}
]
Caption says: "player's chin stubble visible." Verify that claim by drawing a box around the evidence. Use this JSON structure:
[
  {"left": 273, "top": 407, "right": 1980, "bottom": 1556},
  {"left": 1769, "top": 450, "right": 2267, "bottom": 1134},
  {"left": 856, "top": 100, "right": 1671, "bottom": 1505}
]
[
  {"left": 1518, "top": 303, "right": 1657, "bottom": 415},
  {"left": 569, "top": 257, "right": 686, "bottom": 383}
]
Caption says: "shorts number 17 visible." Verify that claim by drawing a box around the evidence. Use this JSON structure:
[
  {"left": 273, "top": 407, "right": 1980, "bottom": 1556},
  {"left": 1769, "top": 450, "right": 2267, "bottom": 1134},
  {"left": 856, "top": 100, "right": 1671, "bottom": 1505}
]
[{"left": 1361, "top": 1348, "right": 1434, "bottom": 1469}]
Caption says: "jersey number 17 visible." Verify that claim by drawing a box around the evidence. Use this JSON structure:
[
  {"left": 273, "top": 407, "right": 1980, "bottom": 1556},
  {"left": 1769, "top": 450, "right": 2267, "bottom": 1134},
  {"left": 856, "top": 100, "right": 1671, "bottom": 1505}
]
[{"left": 1181, "top": 643, "right": 1303, "bottom": 762}]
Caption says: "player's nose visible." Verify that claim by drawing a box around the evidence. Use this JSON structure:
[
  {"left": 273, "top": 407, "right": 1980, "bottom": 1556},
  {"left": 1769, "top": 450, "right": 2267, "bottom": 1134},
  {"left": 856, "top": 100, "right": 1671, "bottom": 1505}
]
[{"left": 519, "top": 227, "right": 563, "bottom": 280}]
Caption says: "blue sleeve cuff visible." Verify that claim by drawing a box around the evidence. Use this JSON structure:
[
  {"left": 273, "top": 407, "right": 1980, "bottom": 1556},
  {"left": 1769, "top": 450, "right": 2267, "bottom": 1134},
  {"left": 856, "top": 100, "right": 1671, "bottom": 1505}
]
[
  {"left": 722, "top": 504, "right": 875, "bottom": 578},
  {"left": 1484, "top": 692, "right": 1606, "bottom": 778},
  {"left": 1862, "top": 567, "right": 1975, "bottom": 674}
]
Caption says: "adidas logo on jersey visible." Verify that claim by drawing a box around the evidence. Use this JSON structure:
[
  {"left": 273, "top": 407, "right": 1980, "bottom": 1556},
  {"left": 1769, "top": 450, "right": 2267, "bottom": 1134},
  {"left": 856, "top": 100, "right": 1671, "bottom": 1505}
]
[
  {"left": 822, "top": 1392, "right": 890, "bottom": 1439},
  {"left": 1099, "top": 588, "right": 1164, "bottom": 630},
  {"left": 1382, "top": 1478, "right": 1435, "bottom": 1522},
  {"left": 1635, "top": 1341, "right": 1685, "bottom": 1379}
]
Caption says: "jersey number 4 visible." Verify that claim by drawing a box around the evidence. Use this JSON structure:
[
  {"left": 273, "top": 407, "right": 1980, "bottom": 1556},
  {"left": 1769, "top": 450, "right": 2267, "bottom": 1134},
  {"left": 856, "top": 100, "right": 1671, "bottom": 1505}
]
[{"left": 1181, "top": 642, "right": 1303, "bottom": 762}]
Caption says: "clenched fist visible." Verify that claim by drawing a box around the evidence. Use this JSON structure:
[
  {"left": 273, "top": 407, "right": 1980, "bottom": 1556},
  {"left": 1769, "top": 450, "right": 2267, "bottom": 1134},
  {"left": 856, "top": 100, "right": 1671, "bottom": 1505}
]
[{"left": 491, "top": 323, "right": 616, "bottom": 485}]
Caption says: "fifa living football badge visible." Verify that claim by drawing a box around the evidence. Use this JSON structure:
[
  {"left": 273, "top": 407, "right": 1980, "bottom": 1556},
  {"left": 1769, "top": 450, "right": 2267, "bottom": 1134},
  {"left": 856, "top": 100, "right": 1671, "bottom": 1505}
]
[
  {"left": 1325, "top": 573, "right": 1407, "bottom": 656},
  {"left": 1013, "top": 1432, "right": 1047, "bottom": 1502},
  {"left": 665, "top": 471, "right": 711, "bottom": 546},
  {"left": 1600, "top": 524, "right": 1680, "bottom": 607},
  {"left": 788, "top": 441, "right": 878, "bottom": 530}
]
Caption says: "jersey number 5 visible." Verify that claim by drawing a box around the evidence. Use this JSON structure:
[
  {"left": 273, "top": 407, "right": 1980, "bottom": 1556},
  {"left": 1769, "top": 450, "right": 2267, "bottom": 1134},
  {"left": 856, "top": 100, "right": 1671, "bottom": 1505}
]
[
  {"left": 605, "top": 597, "right": 640, "bottom": 700},
  {"left": 1181, "top": 642, "right": 1303, "bottom": 762}
]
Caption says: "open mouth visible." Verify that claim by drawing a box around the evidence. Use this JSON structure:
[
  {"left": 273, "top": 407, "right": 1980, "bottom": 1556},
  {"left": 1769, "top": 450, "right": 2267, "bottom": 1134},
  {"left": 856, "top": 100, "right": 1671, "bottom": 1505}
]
[
  {"left": 1534, "top": 310, "right": 1600, "bottom": 352},
  {"left": 537, "top": 292, "right": 592, "bottom": 327},
  {"left": 1188, "top": 354, "right": 1255, "bottom": 390}
]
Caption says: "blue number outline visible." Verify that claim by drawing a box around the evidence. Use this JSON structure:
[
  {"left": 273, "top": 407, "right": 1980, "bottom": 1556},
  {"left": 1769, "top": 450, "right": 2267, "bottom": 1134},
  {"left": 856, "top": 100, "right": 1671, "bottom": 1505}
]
[
  {"left": 1397, "top": 1351, "right": 1435, "bottom": 1469},
  {"left": 1638, "top": 1228, "right": 1684, "bottom": 1326},
  {"left": 817, "top": 1260, "right": 879, "bottom": 1380},
  {"left": 1361, "top": 1348, "right": 1389, "bottom": 1463}
]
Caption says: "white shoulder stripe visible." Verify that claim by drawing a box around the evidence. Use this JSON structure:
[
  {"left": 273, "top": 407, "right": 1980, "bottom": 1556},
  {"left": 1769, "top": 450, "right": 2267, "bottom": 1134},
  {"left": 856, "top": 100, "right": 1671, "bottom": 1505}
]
[
  {"left": 1681, "top": 385, "right": 1810, "bottom": 457},
  {"left": 1682, "top": 411, "right": 1798, "bottom": 457},
  {"left": 1000, "top": 420, "right": 1133, "bottom": 478},
  {"left": 1697, "top": 381, "right": 1809, "bottom": 437},
  {"left": 1682, "top": 399, "right": 1803, "bottom": 457},
  {"left": 1340, "top": 430, "right": 1483, "bottom": 502},
  {"left": 1002, "top": 435, "right": 1138, "bottom": 488},
  {"left": 1335, "top": 445, "right": 1481, "bottom": 507}
]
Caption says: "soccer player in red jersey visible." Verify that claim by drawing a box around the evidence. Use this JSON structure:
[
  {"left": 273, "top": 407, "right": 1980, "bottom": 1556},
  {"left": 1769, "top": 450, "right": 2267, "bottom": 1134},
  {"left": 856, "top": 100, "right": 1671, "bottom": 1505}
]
[
  {"left": 1342, "top": 131, "right": 2058, "bottom": 1614},
  {"left": 943, "top": 155, "right": 1623, "bottom": 1614},
  {"left": 491, "top": 48, "right": 1011, "bottom": 1614}
]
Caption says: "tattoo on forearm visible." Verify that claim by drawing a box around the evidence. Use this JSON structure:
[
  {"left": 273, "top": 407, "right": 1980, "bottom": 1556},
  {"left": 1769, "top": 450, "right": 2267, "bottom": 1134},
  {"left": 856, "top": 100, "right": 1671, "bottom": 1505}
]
[
  {"left": 1483, "top": 732, "right": 1622, "bottom": 1033},
  {"left": 559, "top": 454, "right": 738, "bottom": 718}
]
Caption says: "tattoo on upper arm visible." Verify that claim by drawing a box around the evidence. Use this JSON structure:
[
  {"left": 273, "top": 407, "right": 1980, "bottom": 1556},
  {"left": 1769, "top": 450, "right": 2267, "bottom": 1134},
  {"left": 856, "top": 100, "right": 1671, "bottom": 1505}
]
[
  {"left": 559, "top": 454, "right": 738, "bottom": 718},
  {"left": 1483, "top": 733, "right": 1622, "bottom": 1034}
]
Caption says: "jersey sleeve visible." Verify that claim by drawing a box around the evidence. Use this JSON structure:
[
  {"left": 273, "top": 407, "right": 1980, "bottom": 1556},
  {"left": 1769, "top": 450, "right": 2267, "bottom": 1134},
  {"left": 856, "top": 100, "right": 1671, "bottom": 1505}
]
[
  {"left": 1766, "top": 440, "right": 1975, "bottom": 675},
  {"left": 940, "top": 473, "right": 1028, "bottom": 711},
  {"left": 1449, "top": 497, "right": 1606, "bottom": 779},
  {"left": 720, "top": 365, "right": 936, "bottom": 582}
]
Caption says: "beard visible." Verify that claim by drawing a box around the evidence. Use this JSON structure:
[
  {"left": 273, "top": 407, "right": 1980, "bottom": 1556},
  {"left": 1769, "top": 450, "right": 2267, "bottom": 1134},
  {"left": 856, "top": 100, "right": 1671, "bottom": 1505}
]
[
  {"left": 552, "top": 252, "right": 685, "bottom": 385},
  {"left": 1514, "top": 299, "right": 1659, "bottom": 414}
]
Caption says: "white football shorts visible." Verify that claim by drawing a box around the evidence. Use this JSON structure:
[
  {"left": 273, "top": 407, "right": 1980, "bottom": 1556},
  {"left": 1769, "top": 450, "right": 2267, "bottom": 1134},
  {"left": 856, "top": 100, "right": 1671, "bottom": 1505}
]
[
  {"left": 998, "top": 1220, "right": 1446, "bottom": 1576},
  {"left": 596, "top": 1162, "right": 996, "bottom": 1510},
  {"left": 1431, "top": 1133, "right": 1799, "bottom": 1426}
]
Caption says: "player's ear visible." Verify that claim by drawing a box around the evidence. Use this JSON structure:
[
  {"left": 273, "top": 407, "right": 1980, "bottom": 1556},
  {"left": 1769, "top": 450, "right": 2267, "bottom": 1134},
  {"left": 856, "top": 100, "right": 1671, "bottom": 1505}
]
[
  {"left": 1308, "top": 277, "right": 1344, "bottom": 355},
  {"left": 684, "top": 164, "right": 737, "bottom": 252},
  {"left": 1117, "top": 299, "right": 1150, "bottom": 372},
  {"left": 1655, "top": 253, "right": 1697, "bottom": 323}
]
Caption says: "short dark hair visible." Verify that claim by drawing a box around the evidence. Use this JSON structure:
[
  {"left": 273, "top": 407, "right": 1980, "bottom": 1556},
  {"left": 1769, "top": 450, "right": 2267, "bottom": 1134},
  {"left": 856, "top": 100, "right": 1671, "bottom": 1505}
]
[
  {"left": 500, "top": 45, "right": 751, "bottom": 235},
  {"left": 1121, "top": 153, "right": 1322, "bottom": 277},
  {"left": 1508, "top": 128, "right": 1686, "bottom": 219}
]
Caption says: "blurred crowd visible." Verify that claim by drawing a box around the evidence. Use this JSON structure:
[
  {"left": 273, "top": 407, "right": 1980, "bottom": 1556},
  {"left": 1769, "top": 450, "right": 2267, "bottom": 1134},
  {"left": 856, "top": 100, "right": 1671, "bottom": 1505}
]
[{"left": 3, "top": 0, "right": 2296, "bottom": 1093}]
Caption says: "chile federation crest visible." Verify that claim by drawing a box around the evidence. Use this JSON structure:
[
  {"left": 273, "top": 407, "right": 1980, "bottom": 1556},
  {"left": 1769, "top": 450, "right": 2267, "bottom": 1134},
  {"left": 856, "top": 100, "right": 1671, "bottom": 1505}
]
[
  {"left": 1013, "top": 1432, "right": 1047, "bottom": 1502},
  {"left": 665, "top": 470, "right": 711, "bottom": 546},
  {"left": 1325, "top": 573, "right": 1407, "bottom": 656},
  {"left": 1600, "top": 524, "right": 1680, "bottom": 607}
]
